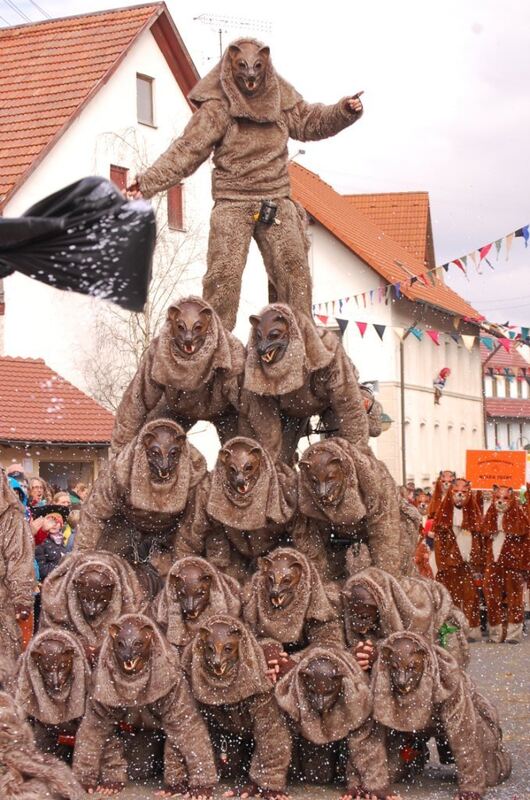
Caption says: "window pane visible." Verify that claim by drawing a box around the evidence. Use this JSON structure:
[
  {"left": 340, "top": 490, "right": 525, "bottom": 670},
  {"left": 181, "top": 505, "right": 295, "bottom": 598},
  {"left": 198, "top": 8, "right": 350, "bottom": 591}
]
[{"left": 137, "top": 74, "right": 154, "bottom": 125}]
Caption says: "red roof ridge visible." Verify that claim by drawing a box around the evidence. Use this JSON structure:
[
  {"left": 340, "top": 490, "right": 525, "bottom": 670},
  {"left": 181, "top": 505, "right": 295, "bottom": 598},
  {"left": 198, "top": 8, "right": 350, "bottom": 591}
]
[
  {"left": 343, "top": 190, "right": 429, "bottom": 198},
  {"left": 0, "top": 2, "right": 162, "bottom": 32}
]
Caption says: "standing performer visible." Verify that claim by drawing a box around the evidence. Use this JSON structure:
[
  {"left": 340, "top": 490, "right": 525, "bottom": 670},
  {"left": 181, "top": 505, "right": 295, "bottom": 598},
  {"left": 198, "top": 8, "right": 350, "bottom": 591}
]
[{"left": 127, "top": 39, "right": 364, "bottom": 329}]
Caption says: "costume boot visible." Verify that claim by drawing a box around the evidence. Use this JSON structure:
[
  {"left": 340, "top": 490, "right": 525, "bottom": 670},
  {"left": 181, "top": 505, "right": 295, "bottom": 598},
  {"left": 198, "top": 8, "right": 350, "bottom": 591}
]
[
  {"left": 505, "top": 622, "right": 523, "bottom": 644},
  {"left": 487, "top": 624, "right": 503, "bottom": 643},
  {"left": 467, "top": 626, "right": 483, "bottom": 642}
]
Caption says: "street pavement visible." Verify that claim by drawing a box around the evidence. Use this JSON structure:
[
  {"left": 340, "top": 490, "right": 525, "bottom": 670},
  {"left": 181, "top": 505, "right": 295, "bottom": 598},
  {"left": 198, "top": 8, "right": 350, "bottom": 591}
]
[{"left": 116, "top": 633, "right": 529, "bottom": 800}]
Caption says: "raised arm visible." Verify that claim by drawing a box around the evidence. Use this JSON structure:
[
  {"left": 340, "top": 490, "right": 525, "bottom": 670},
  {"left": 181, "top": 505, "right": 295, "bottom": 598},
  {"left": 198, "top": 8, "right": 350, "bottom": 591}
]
[{"left": 286, "top": 93, "right": 363, "bottom": 142}]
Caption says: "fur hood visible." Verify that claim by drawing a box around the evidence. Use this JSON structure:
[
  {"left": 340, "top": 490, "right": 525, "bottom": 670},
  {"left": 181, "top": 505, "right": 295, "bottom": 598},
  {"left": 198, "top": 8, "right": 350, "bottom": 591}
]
[
  {"left": 434, "top": 490, "right": 482, "bottom": 531},
  {"left": 207, "top": 437, "right": 297, "bottom": 529},
  {"left": 243, "top": 304, "right": 336, "bottom": 396},
  {"left": 298, "top": 438, "right": 381, "bottom": 525},
  {"left": 17, "top": 630, "right": 89, "bottom": 725},
  {"left": 113, "top": 419, "right": 207, "bottom": 514},
  {"left": 93, "top": 614, "right": 180, "bottom": 708},
  {"left": 275, "top": 646, "right": 372, "bottom": 744},
  {"left": 40, "top": 552, "right": 145, "bottom": 648},
  {"left": 371, "top": 631, "right": 461, "bottom": 731},
  {"left": 183, "top": 614, "right": 271, "bottom": 706},
  {"left": 151, "top": 296, "right": 244, "bottom": 392},
  {"left": 482, "top": 496, "right": 528, "bottom": 536},
  {"left": 189, "top": 38, "right": 302, "bottom": 123},
  {"left": 0, "top": 691, "right": 86, "bottom": 799},
  {"left": 151, "top": 556, "right": 241, "bottom": 648},
  {"left": 243, "top": 547, "right": 337, "bottom": 643}
]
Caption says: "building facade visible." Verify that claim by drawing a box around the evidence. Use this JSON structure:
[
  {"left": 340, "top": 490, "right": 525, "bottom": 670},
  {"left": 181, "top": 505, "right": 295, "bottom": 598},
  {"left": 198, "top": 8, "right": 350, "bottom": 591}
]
[{"left": 482, "top": 343, "right": 530, "bottom": 450}]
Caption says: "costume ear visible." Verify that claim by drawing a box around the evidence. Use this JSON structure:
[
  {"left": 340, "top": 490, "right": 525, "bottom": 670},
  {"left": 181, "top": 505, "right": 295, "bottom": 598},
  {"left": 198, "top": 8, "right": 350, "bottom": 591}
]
[
  {"left": 492, "top": 484, "right": 499, "bottom": 492},
  {"left": 507, "top": 487, "right": 514, "bottom": 495},
  {"left": 199, "top": 574, "right": 212, "bottom": 588},
  {"left": 143, "top": 433, "right": 156, "bottom": 449},
  {"left": 167, "top": 305, "right": 182, "bottom": 323},
  {"left": 218, "top": 447, "right": 232, "bottom": 466},
  {"left": 298, "top": 459, "right": 312, "bottom": 472},
  {"left": 272, "top": 313, "right": 288, "bottom": 326},
  {"left": 109, "top": 624, "right": 120, "bottom": 640},
  {"left": 451, "top": 471, "right": 456, "bottom": 478},
  {"left": 380, "top": 645, "right": 392, "bottom": 665},
  {"left": 198, "top": 627, "right": 210, "bottom": 643},
  {"left": 229, "top": 44, "right": 242, "bottom": 57},
  {"left": 30, "top": 648, "right": 44, "bottom": 661},
  {"left": 258, "top": 45, "right": 270, "bottom": 59},
  {"left": 328, "top": 456, "right": 342, "bottom": 468},
  {"left": 258, "top": 556, "right": 273, "bottom": 574},
  {"left": 288, "top": 561, "right": 304, "bottom": 581},
  {"left": 140, "top": 625, "right": 153, "bottom": 640},
  {"left": 198, "top": 307, "right": 213, "bottom": 324},
  {"left": 228, "top": 624, "right": 242, "bottom": 637},
  {"left": 62, "top": 647, "right": 76, "bottom": 658},
  {"left": 249, "top": 315, "right": 261, "bottom": 329}
]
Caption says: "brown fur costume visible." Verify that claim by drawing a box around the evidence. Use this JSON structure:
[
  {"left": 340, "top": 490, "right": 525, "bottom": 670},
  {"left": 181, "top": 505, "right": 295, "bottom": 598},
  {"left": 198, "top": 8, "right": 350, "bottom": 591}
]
[
  {"left": 150, "top": 556, "right": 242, "bottom": 649},
  {"left": 111, "top": 297, "right": 245, "bottom": 453},
  {"left": 292, "top": 438, "right": 401, "bottom": 580},
  {"left": 73, "top": 614, "right": 217, "bottom": 792},
  {"left": 0, "top": 690, "right": 86, "bottom": 799},
  {"left": 433, "top": 484, "right": 484, "bottom": 632},
  {"left": 243, "top": 547, "right": 342, "bottom": 652},
  {"left": 342, "top": 567, "right": 469, "bottom": 669},
  {"left": 481, "top": 488, "right": 529, "bottom": 642},
  {"left": 183, "top": 614, "right": 291, "bottom": 793},
  {"left": 40, "top": 552, "right": 146, "bottom": 652},
  {"left": 372, "top": 632, "right": 511, "bottom": 796},
  {"left": 137, "top": 40, "right": 361, "bottom": 329},
  {"left": 240, "top": 305, "right": 369, "bottom": 462},
  {"left": 428, "top": 470, "right": 456, "bottom": 518},
  {"left": 75, "top": 420, "right": 207, "bottom": 574},
  {"left": 0, "top": 473, "right": 35, "bottom": 669},
  {"left": 275, "top": 646, "right": 390, "bottom": 795},
  {"left": 182, "top": 437, "right": 297, "bottom": 581}
]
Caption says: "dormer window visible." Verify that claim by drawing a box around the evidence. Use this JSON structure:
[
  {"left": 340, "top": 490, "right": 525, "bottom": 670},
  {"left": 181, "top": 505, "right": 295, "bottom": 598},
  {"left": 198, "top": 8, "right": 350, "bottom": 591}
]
[{"left": 137, "top": 74, "right": 154, "bottom": 126}]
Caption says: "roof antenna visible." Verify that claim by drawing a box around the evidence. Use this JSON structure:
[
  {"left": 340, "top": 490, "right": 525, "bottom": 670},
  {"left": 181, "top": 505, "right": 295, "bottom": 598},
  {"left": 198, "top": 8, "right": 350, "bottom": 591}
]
[{"left": 193, "top": 13, "right": 272, "bottom": 60}]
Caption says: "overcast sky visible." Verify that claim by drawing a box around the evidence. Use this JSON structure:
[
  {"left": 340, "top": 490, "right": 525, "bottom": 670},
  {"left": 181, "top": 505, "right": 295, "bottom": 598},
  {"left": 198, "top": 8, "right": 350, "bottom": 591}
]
[{"left": 4, "top": 0, "right": 530, "bottom": 325}]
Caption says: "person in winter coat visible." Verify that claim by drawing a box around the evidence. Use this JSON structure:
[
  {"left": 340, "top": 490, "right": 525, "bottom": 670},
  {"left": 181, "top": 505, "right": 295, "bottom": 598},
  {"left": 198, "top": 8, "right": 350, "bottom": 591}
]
[
  {"left": 128, "top": 39, "right": 363, "bottom": 330},
  {"left": 35, "top": 513, "right": 69, "bottom": 581}
]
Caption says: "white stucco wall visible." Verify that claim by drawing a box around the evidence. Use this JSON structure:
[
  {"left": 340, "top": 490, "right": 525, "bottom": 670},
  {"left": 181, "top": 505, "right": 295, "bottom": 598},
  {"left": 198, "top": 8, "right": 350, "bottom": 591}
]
[{"left": 3, "top": 27, "right": 211, "bottom": 387}]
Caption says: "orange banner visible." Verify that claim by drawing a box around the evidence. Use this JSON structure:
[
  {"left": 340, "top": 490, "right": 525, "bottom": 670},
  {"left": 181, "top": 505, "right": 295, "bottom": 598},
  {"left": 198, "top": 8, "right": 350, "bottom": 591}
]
[{"left": 466, "top": 450, "right": 527, "bottom": 489}]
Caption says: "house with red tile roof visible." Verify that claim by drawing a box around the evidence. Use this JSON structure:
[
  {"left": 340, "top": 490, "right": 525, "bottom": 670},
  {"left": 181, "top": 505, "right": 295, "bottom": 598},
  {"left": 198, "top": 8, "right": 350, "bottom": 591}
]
[
  {"left": 0, "top": 356, "right": 114, "bottom": 487},
  {"left": 0, "top": 2, "right": 209, "bottom": 391},
  {"left": 481, "top": 343, "right": 530, "bottom": 450},
  {"left": 289, "top": 162, "right": 485, "bottom": 484}
]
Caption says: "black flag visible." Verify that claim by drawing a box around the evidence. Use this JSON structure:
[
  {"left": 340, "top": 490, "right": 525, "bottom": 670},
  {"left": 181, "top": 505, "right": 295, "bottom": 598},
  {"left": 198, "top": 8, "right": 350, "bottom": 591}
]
[{"left": 0, "top": 176, "right": 155, "bottom": 312}]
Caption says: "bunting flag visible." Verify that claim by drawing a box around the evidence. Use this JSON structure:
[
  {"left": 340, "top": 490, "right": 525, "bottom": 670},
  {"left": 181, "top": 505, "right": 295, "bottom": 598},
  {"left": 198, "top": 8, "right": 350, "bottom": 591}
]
[
  {"left": 479, "top": 243, "right": 492, "bottom": 262},
  {"left": 480, "top": 336, "right": 494, "bottom": 351},
  {"left": 515, "top": 225, "right": 529, "bottom": 247},
  {"left": 449, "top": 333, "right": 461, "bottom": 344},
  {"left": 356, "top": 321, "right": 368, "bottom": 338},
  {"left": 499, "top": 338, "right": 511, "bottom": 353},
  {"left": 453, "top": 258, "right": 466, "bottom": 274},
  {"left": 461, "top": 334, "right": 476, "bottom": 351},
  {"left": 505, "top": 232, "right": 515, "bottom": 260},
  {"left": 426, "top": 330, "right": 440, "bottom": 345},
  {"left": 373, "top": 324, "right": 386, "bottom": 341},
  {"left": 394, "top": 326, "right": 405, "bottom": 341},
  {"left": 336, "top": 318, "right": 349, "bottom": 335},
  {"left": 394, "top": 282, "right": 401, "bottom": 299},
  {"left": 453, "top": 316, "right": 461, "bottom": 330},
  {"left": 410, "top": 327, "right": 423, "bottom": 341},
  {"left": 316, "top": 314, "right": 328, "bottom": 325}
]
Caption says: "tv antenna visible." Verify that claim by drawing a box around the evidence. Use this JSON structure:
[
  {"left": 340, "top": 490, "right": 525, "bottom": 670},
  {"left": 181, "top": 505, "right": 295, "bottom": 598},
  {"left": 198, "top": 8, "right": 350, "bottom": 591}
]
[{"left": 193, "top": 13, "right": 272, "bottom": 59}]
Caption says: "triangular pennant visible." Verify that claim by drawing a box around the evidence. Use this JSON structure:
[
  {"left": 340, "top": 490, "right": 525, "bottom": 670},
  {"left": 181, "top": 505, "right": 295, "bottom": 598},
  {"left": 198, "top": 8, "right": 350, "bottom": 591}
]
[
  {"left": 385, "top": 285, "right": 392, "bottom": 305},
  {"left": 442, "top": 263, "right": 449, "bottom": 272},
  {"left": 509, "top": 330, "right": 516, "bottom": 340},
  {"left": 369, "top": 289, "right": 374, "bottom": 305},
  {"left": 494, "top": 239, "right": 502, "bottom": 258},
  {"left": 410, "top": 327, "right": 423, "bottom": 341},
  {"left": 487, "top": 367, "right": 494, "bottom": 376},
  {"left": 362, "top": 292, "right": 367, "bottom": 308},
  {"left": 373, "top": 324, "right": 386, "bottom": 341},
  {"left": 469, "top": 251, "right": 478, "bottom": 267},
  {"left": 426, "top": 329, "right": 440, "bottom": 345},
  {"left": 427, "top": 271, "right": 436, "bottom": 287},
  {"left": 499, "top": 338, "right": 511, "bottom": 353},
  {"left": 394, "top": 282, "right": 401, "bottom": 299},
  {"left": 515, "top": 225, "right": 529, "bottom": 247},
  {"left": 354, "top": 296, "right": 359, "bottom": 307},
  {"left": 419, "top": 274, "right": 429, "bottom": 286},
  {"left": 336, "top": 318, "right": 349, "bottom": 335},
  {"left": 356, "top": 321, "right": 368, "bottom": 338},
  {"left": 338, "top": 298, "right": 344, "bottom": 314},
  {"left": 505, "top": 232, "right": 515, "bottom": 260},
  {"left": 378, "top": 286, "right": 384, "bottom": 303},
  {"left": 449, "top": 333, "right": 460, "bottom": 344},
  {"left": 393, "top": 326, "right": 405, "bottom": 341},
  {"left": 479, "top": 243, "right": 493, "bottom": 261},
  {"left": 410, "top": 275, "right": 418, "bottom": 285},
  {"left": 453, "top": 316, "right": 461, "bottom": 330},
  {"left": 452, "top": 258, "right": 466, "bottom": 273},
  {"left": 480, "top": 336, "right": 494, "bottom": 351},
  {"left": 461, "top": 255, "right": 468, "bottom": 267},
  {"left": 521, "top": 326, "right": 530, "bottom": 342},
  {"left": 461, "top": 334, "right": 475, "bottom": 351},
  {"left": 316, "top": 314, "right": 328, "bottom": 325}
]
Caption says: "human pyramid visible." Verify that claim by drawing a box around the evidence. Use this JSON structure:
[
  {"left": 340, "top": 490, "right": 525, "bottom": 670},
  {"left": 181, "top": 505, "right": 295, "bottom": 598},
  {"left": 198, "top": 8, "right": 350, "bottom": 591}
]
[{"left": 0, "top": 37, "right": 514, "bottom": 800}]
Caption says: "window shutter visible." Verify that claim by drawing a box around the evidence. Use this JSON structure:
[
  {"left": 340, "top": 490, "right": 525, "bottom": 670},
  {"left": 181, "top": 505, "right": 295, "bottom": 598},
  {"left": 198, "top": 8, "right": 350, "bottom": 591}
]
[
  {"left": 168, "top": 184, "right": 184, "bottom": 230},
  {"left": 110, "top": 165, "right": 128, "bottom": 191}
]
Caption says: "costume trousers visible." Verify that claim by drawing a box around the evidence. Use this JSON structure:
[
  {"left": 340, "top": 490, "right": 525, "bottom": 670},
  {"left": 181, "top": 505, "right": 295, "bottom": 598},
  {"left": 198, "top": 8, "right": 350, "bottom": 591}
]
[
  {"left": 437, "top": 565, "right": 481, "bottom": 628},
  {"left": 203, "top": 198, "right": 312, "bottom": 331},
  {"left": 483, "top": 564, "right": 525, "bottom": 626}
]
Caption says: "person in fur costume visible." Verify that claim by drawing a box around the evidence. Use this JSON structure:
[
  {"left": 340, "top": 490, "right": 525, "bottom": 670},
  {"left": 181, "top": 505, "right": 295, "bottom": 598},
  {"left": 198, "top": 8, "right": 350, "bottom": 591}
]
[
  {"left": 275, "top": 646, "right": 397, "bottom": 800},
  {"left": 371, "top": 632, "right": 511, "bottom": 799},
  {"left": 413, "top": 491, "right": 436, "bottom": 579},
  {"left": 0, "top": 690, "right": 86, "bottom": 800},
  {"left": 110, "top": 297, "right": 245, "bottom": 454},
  {"left": 291, "top": 438, "right": 401, "bottom": 580},
  {"left": 73, "top": 614, "right": 217, "bottom": 798},
  {"left": 239, "top": 304, "right": 369, "bottom": 463},
  {"left": 433, "top": 479, "right": 484, "bottom": 641},
  {"left": 428, "top": 470, "right": 456, "bottom": 518},
  {"left": 179, "top": 437, "right": 297, "bottom": 583},
  {"left": 182, "top": 614, "right": 291, "bottom": 800},
  {"left": 341, "top": 567, "right": 469, "bottom": 673},
  {"left": 243, "top": 547, "right": 343, "bottom": 678},
  {"left": 39, "top": 552, "right": 146, "bottom": 667},
  {"left": 150, "top": 556, "right": 242, "bottom": 653},
  {"left": 128, "top": 40, "right": 363, "bottom": 330},
  {"left": 0, "top": 471, "right": 35, "bottom": 671},
  {"left": 481, "top": 485, "right": 529, "bottom": 643},
  {"left": 74, "top": 420, "right": 207, "bottom": 576}
]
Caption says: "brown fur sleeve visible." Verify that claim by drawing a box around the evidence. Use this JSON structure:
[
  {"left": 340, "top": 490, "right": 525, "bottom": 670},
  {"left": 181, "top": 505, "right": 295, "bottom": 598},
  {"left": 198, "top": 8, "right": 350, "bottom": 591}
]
[
  {"left": 110, "top": 342, "right": 164, "bottom": 454},
  {"left": 346, "top": 720, "right": 390, "bottom": 795},
  {"left": 237, "top": 390, "right": 283, "bottom": 462},
  {"left": 285, "top": 97, "right": 360, "bottom": 142},
  {"left": 75, "top": 466, "right": 121, "bottom": 552},
  {"left": 305, "top": 617, "right": 345, "bottom": 648},
  {"left": 138, "top": 100, "right": 230, "bottom": 198},
  {"left": 246, "top": 693, "right": 292, "bottom": 791},
  {"left": 325, "top": 346, "right": 369, "bottom": 447},
  {"left": 1, "top": 508, "right": 35, "bottom": 609},
  {"left": 157, "top": 678, "right": 217, "bottom": 789},
  {"left": 73, "top": 699, "right": 124, "bottom": 787},
  {"left": 438, "top": 680, "right": 486, "bottom": 796},
  {"left": 173, "top": 479, "right": 211, "bottom": 559}
]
